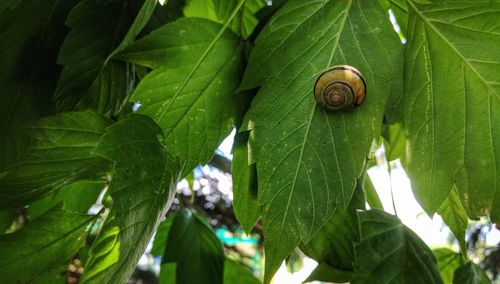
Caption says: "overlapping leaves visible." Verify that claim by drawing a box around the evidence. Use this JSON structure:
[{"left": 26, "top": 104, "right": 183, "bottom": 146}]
[
  {"left": 0, "top": 111, "right": 112, "bottom": 209},
  {"left": 82, "top": 114, "right": 182, "bottom": 283},
  {"left": 240, "top": 0, "right": 402, "bottom": 279},
  {"left": 54, "top": 0, "right": 157, "bottom": 112},
  {"left": 0, "top": 0, "right": 78, "bottom": 169},
  {"left": 118, "top": 17, "right": 244, "bottom": 173},
  {"left": 0, "top": 207, "right": 94, "bottom": 283}
]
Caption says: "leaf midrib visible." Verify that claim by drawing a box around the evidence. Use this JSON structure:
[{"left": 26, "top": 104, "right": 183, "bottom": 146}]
[
  {"left": 278, "top": 0, "right": 353, "bottom": 242},
  {"left": 156, "top": 0, "right": 245, "bottom": 123}
]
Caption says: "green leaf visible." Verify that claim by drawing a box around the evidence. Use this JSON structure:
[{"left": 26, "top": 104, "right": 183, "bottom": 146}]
[
  {"left": 29, "top": 181, "right": 104, "bottom": 220},
  {"left": 163, "top": 208, "right": 225, "bottom": 284},
  {"left": 0, "top": 111, "right": 112, "bottom": 210},
  {"left": 305, "top": 262, "right": 354, "bottom": 283},
  {"left": 184, "top": 0, "right": 266, "bottom": 38},
  {"left": 352, "top": 210, "right": 443, "bottom": 284},
  {"left": 224, "top": 258, "right": 260, "bottom": 284},
  {"left": 437, "top": 188, "right": 468, "bottom": 256},
  {"left": 433, "top": 248, "right": 462, "bottom": 284},
  {"left": 0, "top": 0, "right": 78, "bottom": 170},
  {"left": 404, "top": 1, "right": 500, "bottom": 219},
  {"left": 159, "top": 263, "right": 177, "bottom": 283},
  {"left": 232, "top": 131, "right": 260, "bottom": 233},
  {"left": 239, "top": 0, "right": 402, "bottom": 280},
  {"left": 151, "top": 215, "right": 176, "bottom": 257},
  {"left": 82, "top": 114, "right": 182, "bottom": 283},
  {"left": 453, "top": 262, "right": 491, "bottom": 284},
  {"left": 364, "top": 174, "right": 384, "bottom": 210},
  {"left": 382, "top": 122, "right": 407, "bottom": 166},
  {"left": 0, "top": 207, "right": 94, "bottom": 283},
  {"left": 118, "top": 17, "right": 244, "bottom": 173}
]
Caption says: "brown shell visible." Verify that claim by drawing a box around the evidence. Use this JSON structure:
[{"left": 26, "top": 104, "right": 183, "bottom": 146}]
[{"left": 313, "top": 65, "right": 366, "bottom": 111}]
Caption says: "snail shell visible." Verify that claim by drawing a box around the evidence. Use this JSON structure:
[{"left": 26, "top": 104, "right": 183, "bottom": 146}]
[{"left": 313, "top": 65, "right": 366, "bottom": 111}]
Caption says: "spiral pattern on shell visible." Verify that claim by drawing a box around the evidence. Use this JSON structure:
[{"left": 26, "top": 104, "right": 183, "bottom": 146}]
[{"left": 313, "top": 65, "right": 366, "bottom": 112}]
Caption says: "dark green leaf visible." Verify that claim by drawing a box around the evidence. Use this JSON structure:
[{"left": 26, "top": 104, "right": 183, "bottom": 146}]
[
  {"left": 0, "top": 0, "right": 21, "bottom": 13},
  {"left": 82, "top": 114, "right": 182, "bottom": 283},
  {"left": 142, "top": 0, "right": 186, "bottom": 35},
  {"left": 0, "top": 207, "right": 93, "bottom": 283},
  {"left": 352, "top": 210, "right": 443, "bottom": 284},
  {"left": 163, "top": 208, "right": 225, "bottom": 284},
  {"left": 151, "top": 215, "right": 176, "bottom": 257},
  {"left": 404, "top": 1, "right": 500, "bottom": 219},
  {"left": 437, "top": 188, "right": 468, "bottom": 256},
  {"left": 434, "top": 248, "right": 462, "bottom": 284},
  {"left": 184, "top": 0, "right": 266, "bottom": 38},
  {"left": 118, "top": 17, "right": 244, "bottom": 173},
  {"left": 305, "top": 262, "right": 353, "bottom": 283},
  {"left": 453, "top": 262, "right": 491, "bottom": 284},
  {"left": 0, "top": 0, "right": 78, "bottom": 170},
  {"left": 55, "top": 0, "right": 156, "bottom": 112},
  {"left": 239, "top": 0, "right": 402, "bottom": 280},
  {"left": 54, "top": 0, "right": 129, "bottom": 110},
  {"left": 111, "top": 0, "right": 158, "bottom": 57},
  {"left": 232, "top": 131, "right": 260, "bottom": 233},
  {"left": 0, "top": 111, "right": 112, "bottom": 210},
  {"left": 29, "top": 181, "right": 104, "bottom": 220}
]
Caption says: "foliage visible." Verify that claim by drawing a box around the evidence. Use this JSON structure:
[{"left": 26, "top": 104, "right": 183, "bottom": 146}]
[{"left": 0, "top": 0, "right": 498, "bottom": 283}]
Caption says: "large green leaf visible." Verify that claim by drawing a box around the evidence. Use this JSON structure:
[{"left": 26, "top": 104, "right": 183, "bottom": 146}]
[
  {"left": 0, "top": 207, "right": 94, "bottom": 283},
  {"left": 0, "top": 111, "right": 112, "bottom": 210},
  {"left": 239, "top": 0, "right": 402, "bottom": 280},
  {"left": 54, "top": 0, "right": 156, "bottom": 112},
  {"left": 163, "top": 208, "right": 225, "bottom": 284},
  {"left": 0, "top": 0, "right": 78, "bottom": 170},
  {"left": 352, "top": 210, "right": 443, "bottom": 284},
  {"left": 184, "top": 0, "right": 266, "bottom": 38},
  {"left": 232, "top": 131, "right": 260, "bottom": 233},
  {"left": 404, "top": 1, "right": 500, "bottom": 220},
  {"left": 433, "top": 248, "right": 462, "bottom": 284},
  {"left": 117, "top": 17, "right": 244, "bottom": 173},
  {"left": 82, "top": 114, "right": 182, "bottom": 283}
]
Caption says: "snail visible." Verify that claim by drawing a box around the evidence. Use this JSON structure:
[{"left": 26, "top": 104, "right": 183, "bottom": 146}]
[{"left": 313, "top": 65, "right": 366, "bottom": 111}]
